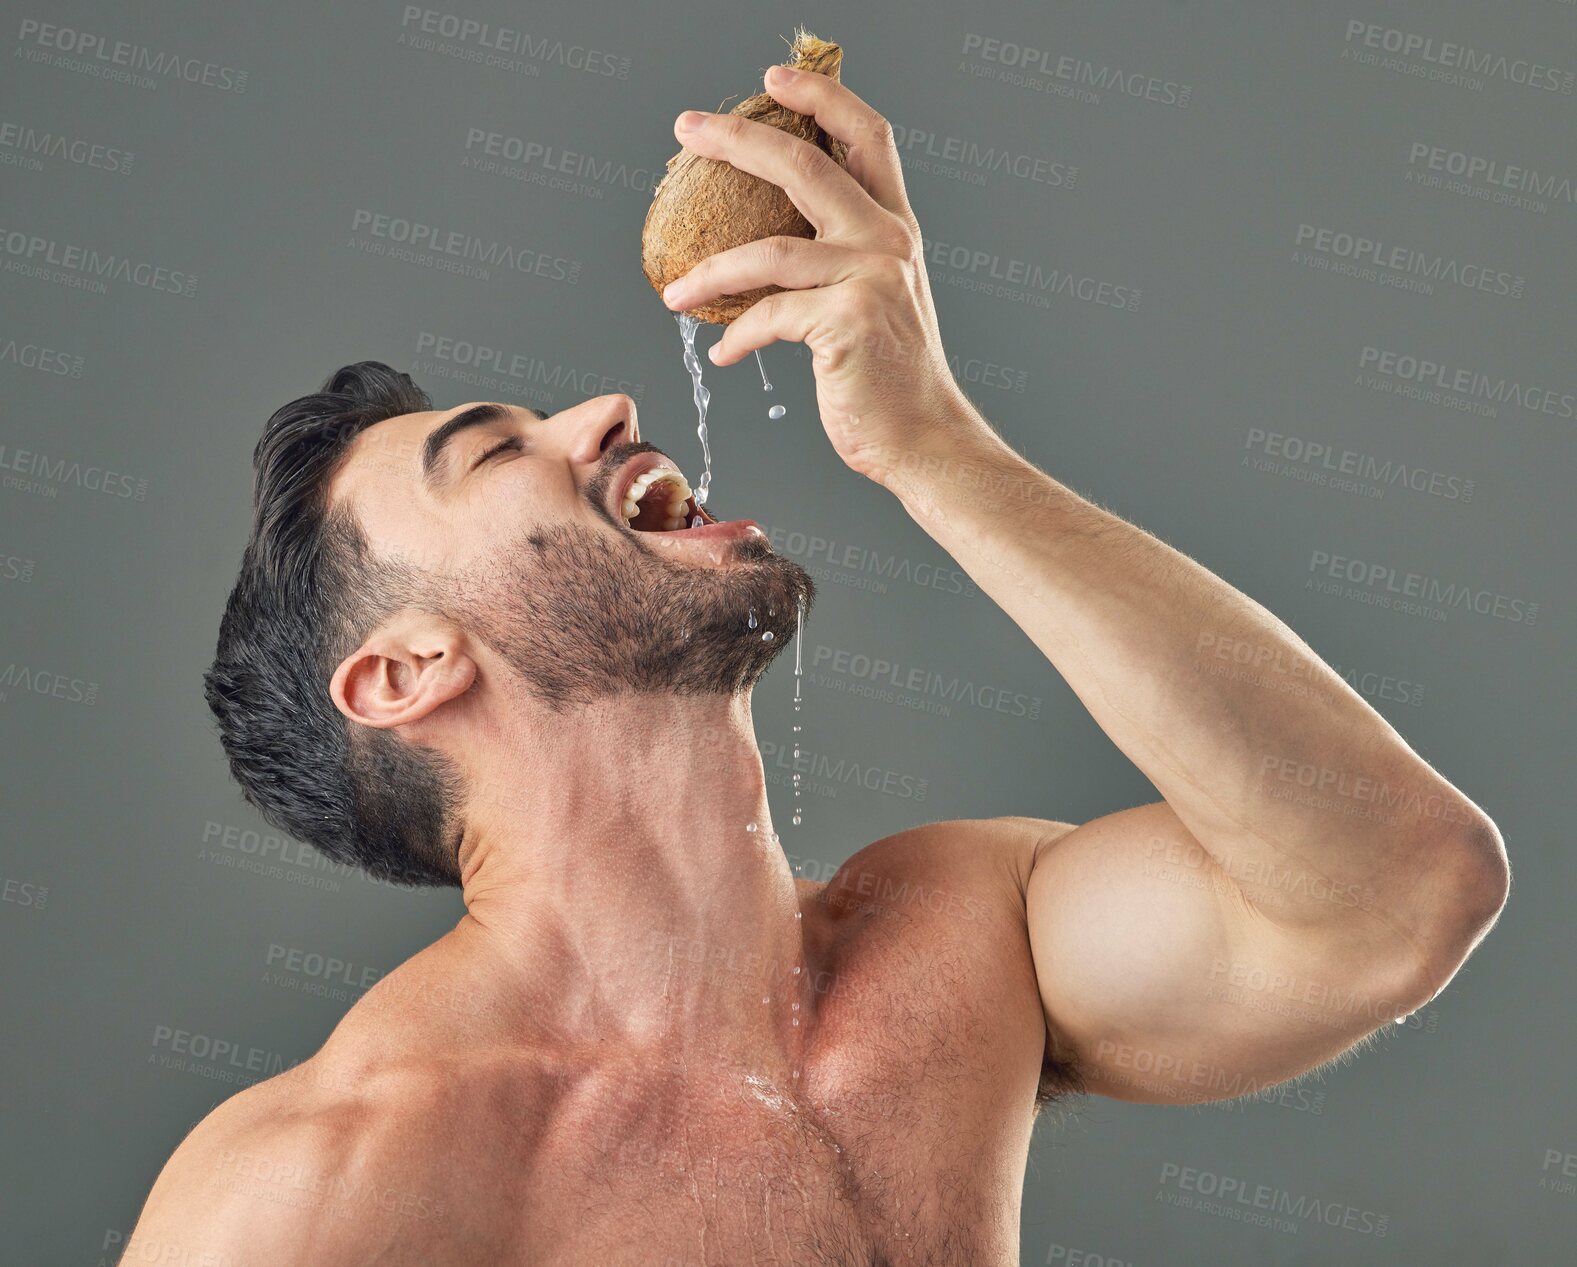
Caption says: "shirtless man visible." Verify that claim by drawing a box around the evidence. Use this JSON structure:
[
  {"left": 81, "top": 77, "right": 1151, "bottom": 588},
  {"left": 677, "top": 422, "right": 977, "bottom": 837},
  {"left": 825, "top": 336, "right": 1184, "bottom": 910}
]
[{"left": 124, "top": 69, "right": 1508, "bottom": 1264}]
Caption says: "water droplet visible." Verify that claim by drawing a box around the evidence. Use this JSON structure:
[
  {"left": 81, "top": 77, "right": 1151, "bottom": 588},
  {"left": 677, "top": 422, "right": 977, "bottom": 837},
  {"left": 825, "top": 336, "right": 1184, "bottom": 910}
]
[
  {"left": 792, "top": 724, "right": 801, "bottom": 732},
  {"left": 1395, "top": 1015, "right": 1409, "bottom": 1025},
  {"left": 793, "top": 910, "right": 801, "bottom": 919},
  {"left": 791, "top": 1018, "right": 799, "bottom": 1027},
  {"left": 762, "top": 631, "right": 774, "bottom": 642},
  {"left": 747, "top": 608, "right": 758, "bottom": 629},
  {"left": 792, "top": 1069, "right": 801, "bottom": 1080},
  {"left": 792, "top": 965, "right": 801, "bottom": 976},
  {"left": 791, "top": 1002, "right": 800, "bottom": 1011},
  {"left": 745, "top": 822, "right": 757, "bottom": 833},
  {"left": 792, "top": 813, "right": 802, "bottom": 826},
  {"left": 768, "top": 404, "right": 786, "bottom": 420},
  {"left": 762, "top": 996, "right": 771, "bottom": 1005}
]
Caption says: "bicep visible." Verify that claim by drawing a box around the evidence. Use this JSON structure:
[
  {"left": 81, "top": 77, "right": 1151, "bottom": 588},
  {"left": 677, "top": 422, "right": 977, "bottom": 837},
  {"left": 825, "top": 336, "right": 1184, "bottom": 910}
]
[{"left": 1024, "top": 802, "right": 1424, "bottom": 1104}]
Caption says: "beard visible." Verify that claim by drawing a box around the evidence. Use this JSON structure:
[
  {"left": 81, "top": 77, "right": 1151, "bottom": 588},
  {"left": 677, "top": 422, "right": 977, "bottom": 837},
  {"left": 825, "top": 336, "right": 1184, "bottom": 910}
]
[{"left": 446, "top": 511, "right": 815, "bottom": 712}]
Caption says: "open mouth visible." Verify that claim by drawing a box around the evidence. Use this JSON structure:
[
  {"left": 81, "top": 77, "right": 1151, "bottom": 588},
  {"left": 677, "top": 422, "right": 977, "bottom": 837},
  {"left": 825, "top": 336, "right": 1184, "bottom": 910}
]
[{"left": 617, "top": 462, "right": 718, "bottom": 533}]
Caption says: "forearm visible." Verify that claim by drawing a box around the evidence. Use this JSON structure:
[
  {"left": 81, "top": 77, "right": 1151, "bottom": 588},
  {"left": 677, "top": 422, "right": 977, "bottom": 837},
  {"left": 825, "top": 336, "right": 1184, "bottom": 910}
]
[{"left": 873, "top": 412, "right": 1500, "bottom": 930}]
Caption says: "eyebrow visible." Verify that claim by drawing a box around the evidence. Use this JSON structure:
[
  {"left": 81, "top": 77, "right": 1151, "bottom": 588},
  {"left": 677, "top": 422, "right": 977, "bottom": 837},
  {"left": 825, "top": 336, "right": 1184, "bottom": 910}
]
[{"left": 420, "top": 402, "right": 547, "bottom": 485}]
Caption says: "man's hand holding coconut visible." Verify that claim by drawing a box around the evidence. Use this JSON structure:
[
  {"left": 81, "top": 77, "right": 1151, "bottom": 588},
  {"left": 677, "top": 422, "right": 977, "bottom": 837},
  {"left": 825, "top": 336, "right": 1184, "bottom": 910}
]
[{"left": 652, "top": 61, "right": 994, "bottom": 495}]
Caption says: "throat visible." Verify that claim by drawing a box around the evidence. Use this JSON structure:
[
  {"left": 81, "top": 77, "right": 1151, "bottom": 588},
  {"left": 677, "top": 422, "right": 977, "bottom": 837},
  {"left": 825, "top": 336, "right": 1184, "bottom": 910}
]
[{"left": 455, "top": 693, "right": 813, "bottom": 1061}]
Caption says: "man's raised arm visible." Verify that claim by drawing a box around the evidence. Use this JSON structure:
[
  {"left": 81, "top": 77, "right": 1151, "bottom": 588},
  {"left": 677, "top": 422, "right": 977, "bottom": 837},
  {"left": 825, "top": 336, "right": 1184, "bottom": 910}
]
[
  {"left": 652, "top": 64, "right": 1507, "bottom": 1101},
  {"left": 872, "top": 418, "right": 1509, "bottom": 1101}
]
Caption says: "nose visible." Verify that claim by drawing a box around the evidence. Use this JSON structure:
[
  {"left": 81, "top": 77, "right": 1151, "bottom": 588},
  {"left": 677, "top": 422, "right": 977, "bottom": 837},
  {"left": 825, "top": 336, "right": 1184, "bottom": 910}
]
[{"left": 560, "top": 394, "right": 639, "bottom": 465}]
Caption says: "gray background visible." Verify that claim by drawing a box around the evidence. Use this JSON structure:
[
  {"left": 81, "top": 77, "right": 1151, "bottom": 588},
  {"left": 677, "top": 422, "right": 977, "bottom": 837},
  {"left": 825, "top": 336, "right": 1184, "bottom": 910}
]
[{"left": 1, "top": 0, "right": 1571, "bottom": 1263}]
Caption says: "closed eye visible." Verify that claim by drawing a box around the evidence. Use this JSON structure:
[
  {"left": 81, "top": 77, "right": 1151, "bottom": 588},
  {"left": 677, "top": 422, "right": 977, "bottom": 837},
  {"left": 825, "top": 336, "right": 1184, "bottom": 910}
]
[{"left": 472, "top": 436, "right": 524, "bottom": 469}]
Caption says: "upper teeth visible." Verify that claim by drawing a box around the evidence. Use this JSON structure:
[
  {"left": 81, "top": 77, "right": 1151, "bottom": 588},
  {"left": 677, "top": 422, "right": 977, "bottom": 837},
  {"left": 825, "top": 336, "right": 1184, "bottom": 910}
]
[{"left": 621, "top": 465, "right": 693, "bottom": 530}]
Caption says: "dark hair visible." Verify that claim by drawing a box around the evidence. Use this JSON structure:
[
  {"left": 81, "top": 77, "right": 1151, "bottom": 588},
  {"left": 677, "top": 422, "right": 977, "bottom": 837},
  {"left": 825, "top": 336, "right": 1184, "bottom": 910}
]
[{"left": 204, "top": 361, "right": 462, "bottom": 887}]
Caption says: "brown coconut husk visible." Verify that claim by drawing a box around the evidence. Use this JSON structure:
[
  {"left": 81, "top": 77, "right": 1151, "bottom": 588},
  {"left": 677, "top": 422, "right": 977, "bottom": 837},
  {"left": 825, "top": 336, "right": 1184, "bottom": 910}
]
[{"left": 641, "top": 27, "right": 849, "bottom": 326}]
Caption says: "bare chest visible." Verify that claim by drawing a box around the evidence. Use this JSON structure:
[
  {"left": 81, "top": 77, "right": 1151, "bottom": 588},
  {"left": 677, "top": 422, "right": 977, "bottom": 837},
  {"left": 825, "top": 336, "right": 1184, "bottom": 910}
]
[
  {"left": 370, "top": 854, "right": 1048, "bottom": 1264},
  {"left": 511, "top": 1070, "right": 1022, "bottom": 1267}
]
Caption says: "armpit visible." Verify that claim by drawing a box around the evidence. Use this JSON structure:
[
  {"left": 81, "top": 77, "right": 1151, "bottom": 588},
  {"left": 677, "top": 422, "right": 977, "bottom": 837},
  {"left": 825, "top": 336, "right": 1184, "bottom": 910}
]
[{"left": 1034, "top": 1038, "right": 1087, "bottom": 1114}]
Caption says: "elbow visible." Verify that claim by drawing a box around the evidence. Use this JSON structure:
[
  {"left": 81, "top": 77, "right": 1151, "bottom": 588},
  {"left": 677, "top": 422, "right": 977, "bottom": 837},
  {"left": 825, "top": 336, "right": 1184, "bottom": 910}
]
[
  {"left": 1403, "top": 810, "right": 1510, "bottom": 1006},
  {"left": 1454, "top": 812, "right": 1511, "bottom": 930}
]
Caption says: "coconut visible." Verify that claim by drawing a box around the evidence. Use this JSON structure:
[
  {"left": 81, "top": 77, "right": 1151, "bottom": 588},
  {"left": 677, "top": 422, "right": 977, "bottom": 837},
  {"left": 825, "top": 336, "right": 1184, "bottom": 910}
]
[{"left": 641, "top": 27, "right": 849, "bottom": 326}]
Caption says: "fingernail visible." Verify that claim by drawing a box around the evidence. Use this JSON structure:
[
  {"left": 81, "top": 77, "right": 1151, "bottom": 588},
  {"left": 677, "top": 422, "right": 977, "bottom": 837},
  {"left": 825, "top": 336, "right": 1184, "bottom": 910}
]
[
  {"left": 767, "top": 65, "right": 796, "bottom": 86},
  {"left": 662, "top": 282, "right": 678, "bottom": 302},
  {"left": 707, "top": 343, "right": 721, "bottom": 363},
  {"left": 676, "top": 111, "right": 703, "bottom": 131}
]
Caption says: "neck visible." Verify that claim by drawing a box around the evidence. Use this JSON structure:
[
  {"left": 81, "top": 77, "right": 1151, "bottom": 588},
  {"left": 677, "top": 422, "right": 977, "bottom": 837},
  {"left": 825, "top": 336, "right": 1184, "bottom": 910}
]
[{"left": 453, "top": 690, "right": 812, "bottom": 1069}]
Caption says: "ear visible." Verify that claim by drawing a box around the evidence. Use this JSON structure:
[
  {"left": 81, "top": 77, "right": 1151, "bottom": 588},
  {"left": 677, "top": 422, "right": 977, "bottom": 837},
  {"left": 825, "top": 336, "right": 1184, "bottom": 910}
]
[{"left": 329, "top": 614, "right": 476, "bottom": 730}]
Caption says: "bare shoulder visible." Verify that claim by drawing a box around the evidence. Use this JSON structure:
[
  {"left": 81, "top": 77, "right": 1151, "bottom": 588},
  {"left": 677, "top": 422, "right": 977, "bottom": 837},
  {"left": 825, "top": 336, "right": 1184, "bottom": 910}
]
[
  {"left": 804, "top": 816, "right": 1088, "bottom": 1109},
  {"left": 122, "top": 929, "right": 565, "bottom": 1264},
  {"left": 813, "top": 815, "right": 1080, "bottom": 929},
  {"left": 121, "top": 1044, "right": 477, "bottom": 1264},
  {"left": 120, "top": 1065, "right": 378, "bottom": 1264}
]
